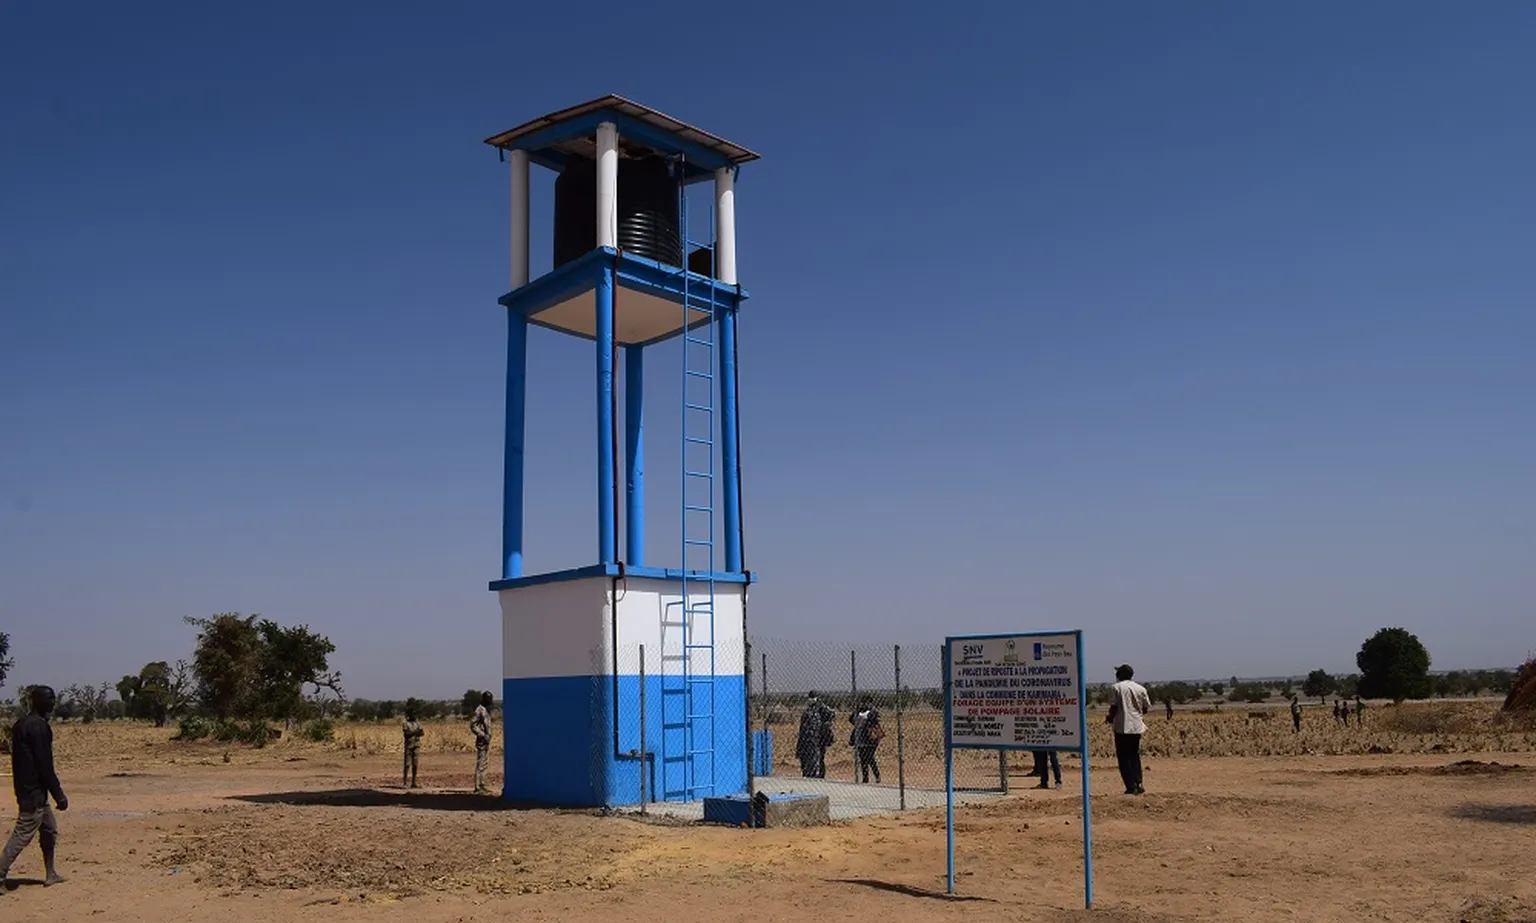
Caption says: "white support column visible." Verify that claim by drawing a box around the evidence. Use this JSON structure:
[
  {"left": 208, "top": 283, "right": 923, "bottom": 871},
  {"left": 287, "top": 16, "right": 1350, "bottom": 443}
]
[
  {"left": 509, "top": 150, "right": 530, "bottom": 287},
  {"left": 596, "top": 121, "right": 619, "bottom": 249},
  {"left": 714, "top": 166, "right": 737, "bottom": 285}
]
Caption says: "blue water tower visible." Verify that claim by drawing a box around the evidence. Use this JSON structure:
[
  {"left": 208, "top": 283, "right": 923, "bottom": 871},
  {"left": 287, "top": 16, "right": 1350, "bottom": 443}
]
[{"left": 485, "top": 97, "right": 757, "bottom": 808}]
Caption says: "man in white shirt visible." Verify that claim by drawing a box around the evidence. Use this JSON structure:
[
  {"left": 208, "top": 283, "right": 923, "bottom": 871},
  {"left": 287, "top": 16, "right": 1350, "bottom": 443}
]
[{"left": 1107, "top": 664, "right": 1152, "bottom": 795}]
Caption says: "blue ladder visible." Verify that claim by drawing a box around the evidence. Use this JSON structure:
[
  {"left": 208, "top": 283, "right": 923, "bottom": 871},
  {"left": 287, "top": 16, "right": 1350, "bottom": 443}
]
[{"left": 661, "top": 160, "right": 718, "bottom": 801}]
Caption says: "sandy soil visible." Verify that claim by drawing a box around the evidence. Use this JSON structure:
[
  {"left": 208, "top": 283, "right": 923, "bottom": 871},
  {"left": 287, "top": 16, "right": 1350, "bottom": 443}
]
[{"left": 2, "top": 739, "right": 1534, "bottom": 923}]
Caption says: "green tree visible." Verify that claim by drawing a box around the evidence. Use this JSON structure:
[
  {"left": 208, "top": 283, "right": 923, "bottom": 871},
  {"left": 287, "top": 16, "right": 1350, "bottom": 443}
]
[
  {"left": 1338, "top": 674, "right": 1360, "bottom": 698},
  {"left": 117, "top": 674, "right": 141, "bottom": 715},
  {"left": 1210, "top": 681, "right": 1225, "bottom": 696},
  {"left": 1243, "top": 685, "right": 1271, "bottom": 703},
  {"left": 129, "top": 661, "right": 184, "bottom": 727},
  {"left": 461, "top": 689, "right": 484, "bottom": 717},
  {"left": 1356, "top": 627, "right": 1432, "bottom": 703},
  {"left": 187, "top": 614, "right": 262, "bottom": 719},
  {"left": 1302, "top": 670, "right": 1337, "bottom": 704},
  {"left": 1149, "top": 681, "right": 1200, "bottom": 705},
  {"left": 186, "top": 613, "right": 341, "bottom": 727},
  {"left": 0, "top": 632, "right": 12, "bottom": 693},
  {"left": 254, "top": 619, "right": 341, "bottom": 725}
]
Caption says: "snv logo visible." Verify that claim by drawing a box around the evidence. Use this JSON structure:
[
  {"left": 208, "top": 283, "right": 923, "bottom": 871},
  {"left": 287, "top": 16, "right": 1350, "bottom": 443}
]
[{"left": 957, "top": 643, "right": 985, "bottom": 664}]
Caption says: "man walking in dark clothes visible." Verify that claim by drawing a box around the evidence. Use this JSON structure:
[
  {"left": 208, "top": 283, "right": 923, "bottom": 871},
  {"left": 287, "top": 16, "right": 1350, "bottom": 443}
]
[
  {"left": 1289, "top": 695, "right": 1303, "bottom": 733},
  {"left": 1, "top": 686, "right": 68, "bottom": 893},
  {"left": 796, "top": 692, "right": 834, "bottom": 778},
  {"left": 849, "top": 699, "right": 883, "bottom": 784}
]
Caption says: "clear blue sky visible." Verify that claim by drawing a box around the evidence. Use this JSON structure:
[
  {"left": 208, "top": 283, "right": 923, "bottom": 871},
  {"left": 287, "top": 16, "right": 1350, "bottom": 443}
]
[{"left": 3, "top": 2, "right": 1532, "bottom": 699}]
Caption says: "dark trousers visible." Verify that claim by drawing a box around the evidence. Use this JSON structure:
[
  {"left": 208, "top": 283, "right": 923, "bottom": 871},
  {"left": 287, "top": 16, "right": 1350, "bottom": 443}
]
[
  {"left": 1032, "top": 750, "right": 1061, "bottom": 785},
  {"left": 799, "top": 746, "right": 829, "bottom": 779},
  {"left": 1113, "top": 732, "right": 1143, "bottom": 792},
  {"left": 856, "top": 745, "right": 880, "bottom": 783}
]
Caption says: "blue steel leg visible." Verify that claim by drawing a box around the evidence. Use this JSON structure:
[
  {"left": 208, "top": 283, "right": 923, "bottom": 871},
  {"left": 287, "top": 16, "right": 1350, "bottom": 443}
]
[
  {"left": 502, "top": 310, "right": 527, "bottom": 579},
  {"left": 596, "top": 263, "right": 617, "bottom": 564},
  {"left": 1078, "top": 629, "right": 1093, "bottom": 909},
  {"left": 625, "top": 345, "right": 645, "bottom": 566},
  {"left": 718, "top": 307, "right": 742, "bottom": 572},
  {"left": 943, "top": 644, "right": 955, "bottom": 894}
]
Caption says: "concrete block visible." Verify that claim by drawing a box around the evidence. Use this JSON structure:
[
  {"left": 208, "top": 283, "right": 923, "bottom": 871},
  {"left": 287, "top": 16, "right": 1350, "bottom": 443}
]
[{"left": 701, "top": 792, "right": 831, "bottom": 828}]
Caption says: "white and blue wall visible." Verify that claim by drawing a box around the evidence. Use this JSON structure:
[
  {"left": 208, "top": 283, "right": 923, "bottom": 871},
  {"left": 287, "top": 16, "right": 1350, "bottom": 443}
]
[{"left": 498, "top": 570, "right": 748, "bottom": 807}]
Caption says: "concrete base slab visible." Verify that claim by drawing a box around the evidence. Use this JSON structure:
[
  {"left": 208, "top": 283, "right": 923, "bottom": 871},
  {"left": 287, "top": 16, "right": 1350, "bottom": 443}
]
[{"left": 625, "top": 778, "right": 1006, "bottom": 823}]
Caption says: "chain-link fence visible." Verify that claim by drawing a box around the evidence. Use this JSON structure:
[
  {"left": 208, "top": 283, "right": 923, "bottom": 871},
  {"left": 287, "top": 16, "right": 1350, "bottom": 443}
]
[
  {"left": 744, "top": 638, "right": 1016, "bottom": 812},
  {"left": 590, "top": 635, "right": 1025, "bottom": 818}
]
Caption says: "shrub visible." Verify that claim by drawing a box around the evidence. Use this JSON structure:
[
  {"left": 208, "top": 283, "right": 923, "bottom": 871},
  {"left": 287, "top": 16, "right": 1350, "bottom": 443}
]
[
  {"left": 175, "top": 715, "right": 214, "bottom": 741},
  {"left": 212, "top": 718, "right": 271, "bottom": 746},
  {"left": 301, "top": 718, "right": 335, "bottom": 742}
]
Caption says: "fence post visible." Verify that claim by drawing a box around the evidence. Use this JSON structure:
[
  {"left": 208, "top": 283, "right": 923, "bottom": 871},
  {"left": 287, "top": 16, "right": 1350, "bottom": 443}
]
[
  {"left": 761, "top": 651, "right": 769, "bottom": 736},
  {"left": 999, "top": 750, "right": 1008, "bottom": 794},
  {"left": 850, "top": 649, "right": 858, "bottom": 783},
  {"left": 639, "top": 644, "right": 648, "bottom": 814},
  {"left": 895, "top": 643, "right": 906, "bottom": 811},
  {"left": 745, "top": 638, "right": 754, "bottom": 796}
]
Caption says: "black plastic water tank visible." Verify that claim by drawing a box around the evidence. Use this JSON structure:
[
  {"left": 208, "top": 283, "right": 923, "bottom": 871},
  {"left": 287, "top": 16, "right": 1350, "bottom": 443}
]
[{"left": 552, "top": 154, "right": 682, "bottom": 269}]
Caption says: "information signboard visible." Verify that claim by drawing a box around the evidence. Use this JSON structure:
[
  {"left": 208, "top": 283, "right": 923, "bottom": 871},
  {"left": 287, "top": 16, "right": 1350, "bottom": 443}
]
[
  {"left": 943, "top": 630, "right": 1092, "bottom": 907},
  {"left": 947, "top": 632, "right": 1082, "bottom": 751}
]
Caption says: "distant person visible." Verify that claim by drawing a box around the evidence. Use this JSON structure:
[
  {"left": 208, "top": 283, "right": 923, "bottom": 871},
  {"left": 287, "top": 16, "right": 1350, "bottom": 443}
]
[
  {"left": 1031, "top": 750, "right": 1062, "bottom": 789},
  {"left": 1, "top": 686, "right": 68, "bottom": 893},
  {"left": 402, "top": 706, "right": 424, "bottom": 789},
  {"left": 471, "top": 691, "right": 493, "bottom": 795},
  {"left": 1353, "top": 696, "right": 1365, "bottom": 726},
  {"left": 1165, "top": 698, "right": 1174, "bottom": 721},
  {"left": 1289, "top": 695, "right": 1302, "bottom": 733},
  {"left": 1107, "top": 664, "right": 1152, "bottom": 795},
  {"left": 795, "top": 692, "right": 834, "bottom": 778},
  {"left": 1342, "top": 700, "right": 1352, "bottom": 726},
  {"left": 849, "top": 699, "right": 883, "bottom": 784},
  {"left": 1332, "top": 700, "right": 1343, "bottom": 724}
]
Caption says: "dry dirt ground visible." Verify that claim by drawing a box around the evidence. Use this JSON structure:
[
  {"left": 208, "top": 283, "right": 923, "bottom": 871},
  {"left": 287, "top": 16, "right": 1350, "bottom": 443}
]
[{"left": 3, "top": 735, "right": 1535, "bottom": 923}]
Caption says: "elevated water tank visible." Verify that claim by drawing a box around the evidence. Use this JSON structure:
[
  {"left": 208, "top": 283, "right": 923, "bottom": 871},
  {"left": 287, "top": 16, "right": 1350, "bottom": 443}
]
[{"left": 553, "top": 154, "right": 682, "bottom": 269}]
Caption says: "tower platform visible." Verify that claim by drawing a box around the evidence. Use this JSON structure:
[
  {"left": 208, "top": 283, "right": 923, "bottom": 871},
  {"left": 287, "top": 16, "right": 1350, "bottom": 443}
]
[{"left": 499, "top": 245, "right": 746, "bottom": 347}]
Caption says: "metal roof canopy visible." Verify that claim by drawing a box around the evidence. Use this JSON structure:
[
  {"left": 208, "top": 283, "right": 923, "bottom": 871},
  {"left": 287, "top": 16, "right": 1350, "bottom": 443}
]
[{"left": 484, "top": 95, "right": 759, "bottom": 183}]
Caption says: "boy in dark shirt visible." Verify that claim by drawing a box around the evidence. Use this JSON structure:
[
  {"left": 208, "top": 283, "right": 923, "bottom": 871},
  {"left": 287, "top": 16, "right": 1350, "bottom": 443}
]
[{"left": 1, "top": 686, "right": 68, "bottom": 892}]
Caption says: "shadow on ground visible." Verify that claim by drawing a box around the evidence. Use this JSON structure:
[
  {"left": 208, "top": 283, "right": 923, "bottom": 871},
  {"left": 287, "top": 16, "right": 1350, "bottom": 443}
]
[
  {"left": 230, "top": 789, "right": 591, "bottom": 813},
  {"left": 1, "top": 877, "right": 47, "bottom": 891},
  {"left": 831, "top": 879, "right": 993, "bottom": 902},
  {"left": 1449, "top": 803, "right": 1536, "bottom": 826}
]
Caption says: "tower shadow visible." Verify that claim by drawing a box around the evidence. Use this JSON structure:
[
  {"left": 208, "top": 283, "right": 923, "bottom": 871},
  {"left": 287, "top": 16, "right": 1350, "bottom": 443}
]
[
  {"left": 229, "top": 788, "right": 587, "bottom": 813},
  {"left": 1449, "top": 803, "right": 1536, "bottom": 826}
]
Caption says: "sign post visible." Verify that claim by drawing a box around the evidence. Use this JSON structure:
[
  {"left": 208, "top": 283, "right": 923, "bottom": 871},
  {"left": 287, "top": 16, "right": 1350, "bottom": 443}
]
[{"left": 943, "top": 630, "right": 1092, "bottom": 908}]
